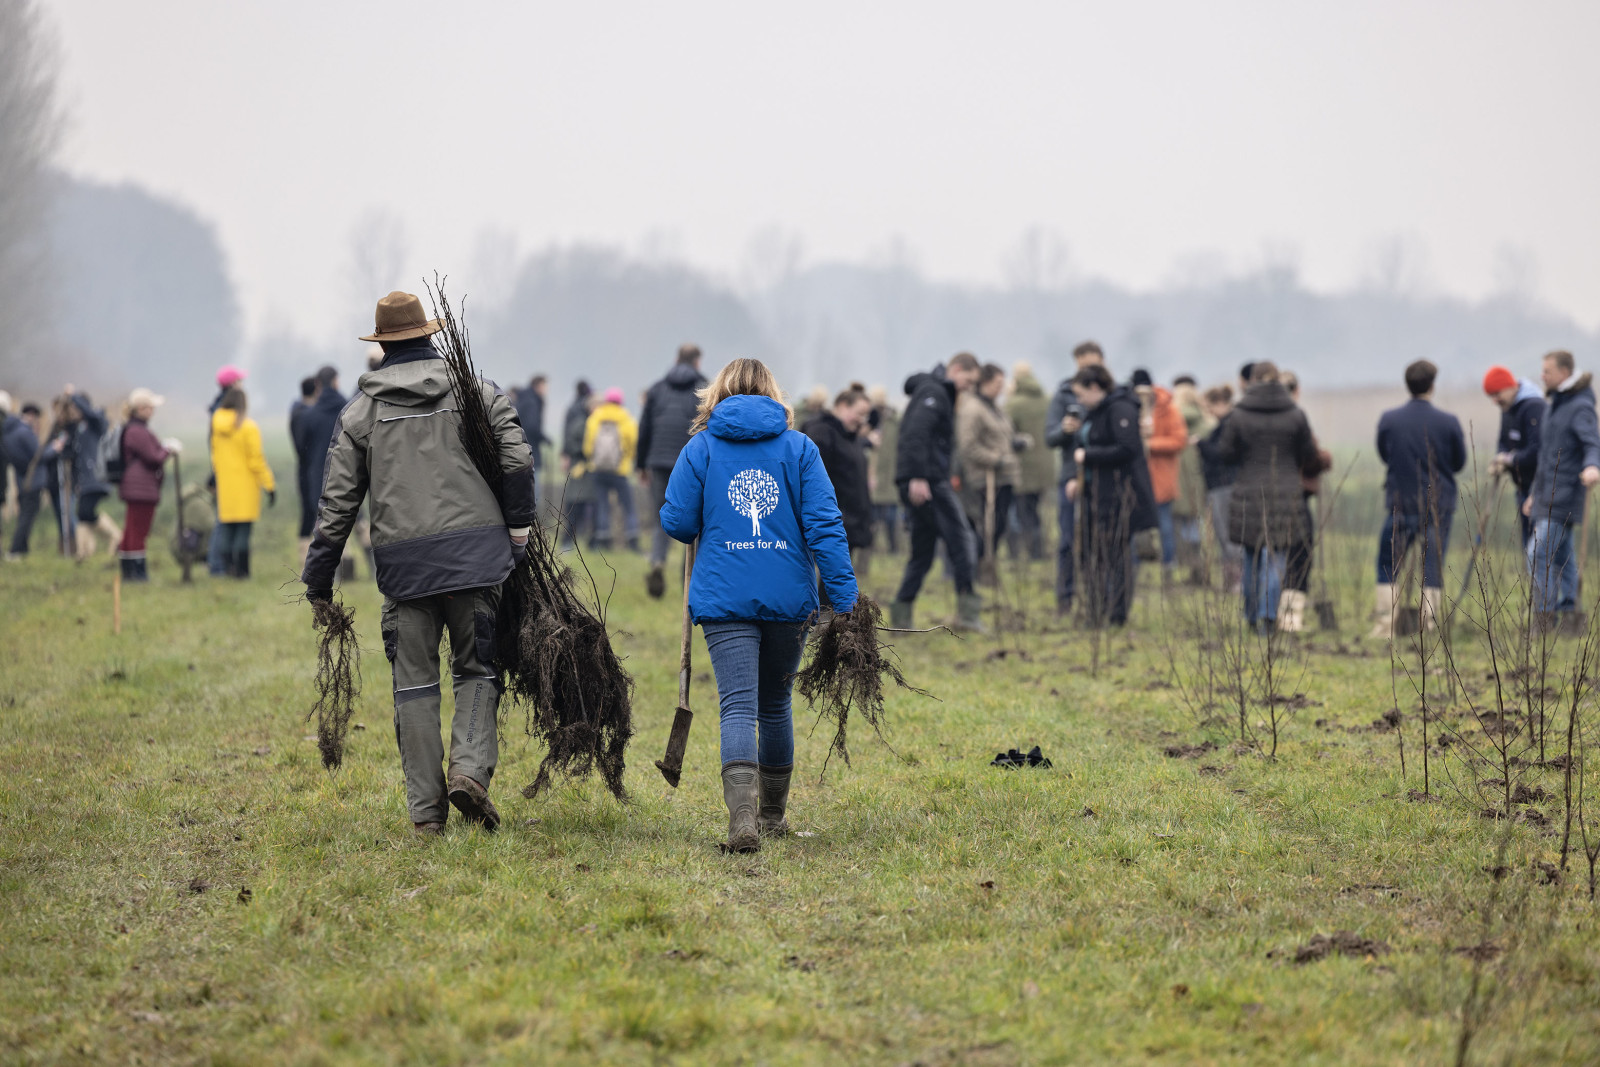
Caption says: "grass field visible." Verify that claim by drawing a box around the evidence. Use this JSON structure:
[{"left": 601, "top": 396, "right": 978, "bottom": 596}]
[{"left": 3, "top": 467, "right": 1600, "bottom": 1065}]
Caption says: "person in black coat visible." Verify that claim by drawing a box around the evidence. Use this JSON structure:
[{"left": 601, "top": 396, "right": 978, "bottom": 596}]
[
  {"left": 1044, "top": 373, "right": 1086, "bottom": 610},
  {"left": 1070, "top": 363, "right": 1156, "bottom": 628},
  {"left": 3, "top": 402, "right": 44, "bottom": 556},
  {"left": 1214, "top": 364, "right": 1321, "bottom": 629},
  {"left": 289, "top": 376, "right": 319, "bottom": 552},
  {"left": 1483, "top": 364, "right": 1544, "bottom": 548},
  {"left": 803, "top": 387, "right": 875, "bottom": 551},
  {"left": 1372, "top": 359, "right": 1467, "bottom": 637},
  {"left": 514, "top": 374, "right": 549, "bottom": 517},
  {"left": 637, "top": 345, "right": 706, "bottom": 594},
  {"left": 891, "top": 352, "right": 983, "bottom": 631}
]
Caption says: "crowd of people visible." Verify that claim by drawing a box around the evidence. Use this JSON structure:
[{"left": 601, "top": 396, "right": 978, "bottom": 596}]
[{"left": 3, "top": 283, "right": 1595, "bottom": 847}]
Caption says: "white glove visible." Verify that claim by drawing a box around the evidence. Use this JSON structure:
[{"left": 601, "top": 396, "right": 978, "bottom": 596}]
[{"left": 161, "top": 437, "right": 184, "bottom": 454}]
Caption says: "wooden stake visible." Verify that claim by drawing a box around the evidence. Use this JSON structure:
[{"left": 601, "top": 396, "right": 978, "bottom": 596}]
[{"left": 112, "top": 571, "right": 122, "bottom": 635}]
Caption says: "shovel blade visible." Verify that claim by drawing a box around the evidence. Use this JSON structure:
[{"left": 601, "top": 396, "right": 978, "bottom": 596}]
[{"left": 655, "top": 705, "right": 694, "bottom": 788}]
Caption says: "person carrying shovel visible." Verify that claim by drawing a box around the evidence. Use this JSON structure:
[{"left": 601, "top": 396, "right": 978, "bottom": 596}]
[
  {"left": 302, "top": 291, "right": 536, "bottom": 837},
  {"left": 658, "top": 358, "right": 856, "bottom": 854}
]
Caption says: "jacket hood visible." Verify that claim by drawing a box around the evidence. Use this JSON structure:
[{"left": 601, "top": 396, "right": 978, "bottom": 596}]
[
  {"left": 1514, "top": 378, "right": 1543, "bottom": 406},
  {"left": 709, "top": 394, "right": 789, "bottom": 441},
  {"left": 664, "top": 363, "right": 703, "bottom": 390},
  {"left": 1094, "top": 384, "right": 1138, "bottom": 413},
  {"left": 1238, "top": 381, "right": 1295, "bottom": 413},
  {"left": 1552, "top": 372, "right": 1594, "bottom": 401},
  {"left": 904, "top": 371, "right": 936, "bottom": 397},
  {"left": 359, "top": 358, "right": 452, "bottom": 408},
  {"left": 210, "top": 408, "right": 243, "bottom": 438}
]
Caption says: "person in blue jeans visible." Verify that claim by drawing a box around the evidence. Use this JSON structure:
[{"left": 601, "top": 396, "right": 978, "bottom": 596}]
[
  {"left": 1524, "top": 349, "right": 1600, "bottom": 622},
  {"left": 660, "top": 358, "right": 857, "bottom": 854}
]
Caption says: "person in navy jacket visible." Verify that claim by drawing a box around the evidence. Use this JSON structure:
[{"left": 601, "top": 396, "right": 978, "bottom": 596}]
[
  {"left": 1524, "top": 349, "right": 1600, "bottom": 619},
  {"left": 1371, "top": 360, "right": 1467, "bottom": 638},
  {"left": 1483, "top": 364, "right": 1545, "bottom": 548},
  {"left": 661, "top": 358, "right": 857, "bottom": 854}
]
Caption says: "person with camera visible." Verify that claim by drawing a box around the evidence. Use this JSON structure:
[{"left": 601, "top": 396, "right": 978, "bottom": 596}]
[{"left": 1044, "top": 341, "right": 1105, "bottom": 613}]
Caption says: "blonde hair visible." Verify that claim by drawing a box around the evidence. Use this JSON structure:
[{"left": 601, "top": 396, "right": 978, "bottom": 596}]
[{"left": 689, "top": 357, "right": 792, "bottom": 435}]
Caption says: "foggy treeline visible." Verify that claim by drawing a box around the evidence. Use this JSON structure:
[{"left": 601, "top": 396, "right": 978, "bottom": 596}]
[{"left": 1, "top": 0, "right": 1594, "bottom": 429}]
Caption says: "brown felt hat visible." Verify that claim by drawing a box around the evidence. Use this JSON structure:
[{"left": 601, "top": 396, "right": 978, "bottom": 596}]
[{"left": 359, "top": 290, "right": 442, "bottom": 342}]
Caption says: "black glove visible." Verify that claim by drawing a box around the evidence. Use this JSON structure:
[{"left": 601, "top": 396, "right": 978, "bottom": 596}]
[
  {"left": 267, "top": 490, "right": 276, "bottom": 508},
  {"left": 307, "top": 586, "right": 334, "bottom": 624}
]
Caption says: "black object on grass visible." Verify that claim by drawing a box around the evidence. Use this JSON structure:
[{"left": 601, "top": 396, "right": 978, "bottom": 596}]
[
  {"left": 990, "top": 746, "right": 1052, "bottom": 769},
  {"left": 428, "top": 278, "right": 634, "bottom": 801}
]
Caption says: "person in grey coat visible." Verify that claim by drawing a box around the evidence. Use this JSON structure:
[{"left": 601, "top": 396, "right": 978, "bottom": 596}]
[
  {"left": 636, "top": 344, "right": 706, "bottom": 596},
  {"left": 1524, "top": 349, "right": 1600, "bottom": 619}
]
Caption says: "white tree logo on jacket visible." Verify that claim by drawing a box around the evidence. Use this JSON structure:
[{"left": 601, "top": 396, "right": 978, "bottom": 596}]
[{"left": 728, "top": 469, "right": 780, "bottom": 537}]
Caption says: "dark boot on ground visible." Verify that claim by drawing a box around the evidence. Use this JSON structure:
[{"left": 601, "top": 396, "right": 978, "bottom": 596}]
[
  {"left": 447, "top": 774, "right": 501, "bottom": 832},
  {"left": 412, "top": 821, "right": 445, "bottom": 837},
  {"left": 890, "top": 600, "right": 914, "bottom": 630},
  {"left": 721, "top": 761, "right": 760, "bottom": 853},
  {"left": 758, "top": 764, "right": 791, "bottom": 837},
  {"left": 626, "top": 536, "right": 641, "bottom": 553},
  {"left": 646, "top": 565, "right": 665, "bottom": 599},
  {"left": 235, "top": 548, "right": 250, "bottom": 579},
  {"left": 119, "top": 557, "right": 138, "bottom": 582},
  {"left": 132, "top": 558, "right": 150, "bottom": 582},
  {"left": 955, "top": 592, "right": 987, "bottom": 633}
]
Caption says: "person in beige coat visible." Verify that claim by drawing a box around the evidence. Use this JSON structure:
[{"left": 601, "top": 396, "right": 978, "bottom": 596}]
[{"left": 956, "top": 363, "right": 1023, "bottom": 565}]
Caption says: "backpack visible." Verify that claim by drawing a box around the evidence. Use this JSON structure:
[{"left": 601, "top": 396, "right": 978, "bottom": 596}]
[
  {"left": 591, "top": 420, "right": 623, "bottom": 473},
  {"left": 98, "top": 424, "right": 128, "bottom": 485}
]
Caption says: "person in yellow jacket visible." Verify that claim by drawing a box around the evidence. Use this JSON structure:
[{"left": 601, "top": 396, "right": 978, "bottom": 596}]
[
  {"left": 210, "top": 386, "right": 275, "bottom": 578},
  {"left": 583, "top": 387, "right": 639, "bottom": 551}
]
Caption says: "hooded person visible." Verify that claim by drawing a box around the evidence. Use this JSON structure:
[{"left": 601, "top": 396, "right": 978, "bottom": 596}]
[
  {"left": 1524, "top": 349, "right": 1600, "bottom": 622},
  {"left": 1214, "top": 363, "right": 1323, "bottom": 630},
  {"left": 1483, "top": 364, "right": 1545, "bottom": 549},
  {"left": 302, "top": 290, "right": 536, "bottom": 837},
  {"left": 210, "top": 387, "right": 276, "bottom": 578},
  {"left": 1070, "top": 363, "right": 1157, "bottom": 627},
  {"left": 659, "top": 358, "right": 856, "bottom": 853},
  {"left": 636, "top": 344, "right": 708, "bottom": 595},
  {"left": 891, "top": 352, "right": 985, "bottom": 631},
  {"left": 584, "top": 387, "right": 640, "bottom": 551},
  {"left": 1005, "top": 362, "right": 1052, "bottom": 561}
]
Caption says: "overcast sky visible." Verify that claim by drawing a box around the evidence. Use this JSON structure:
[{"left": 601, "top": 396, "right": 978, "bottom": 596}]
[{"left": 44, "top": 0, "right": 1600, "bottom": 347}]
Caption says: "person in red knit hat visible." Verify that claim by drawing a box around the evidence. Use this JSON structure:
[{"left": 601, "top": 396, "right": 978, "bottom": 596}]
[{"left": 1484, "top": 363, "right": 1545, "bottom": 548}]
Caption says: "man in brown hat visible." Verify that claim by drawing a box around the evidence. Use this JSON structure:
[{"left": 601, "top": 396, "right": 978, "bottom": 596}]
[{"left": 303, "top": 291, "right": 536, "bottom": 836}]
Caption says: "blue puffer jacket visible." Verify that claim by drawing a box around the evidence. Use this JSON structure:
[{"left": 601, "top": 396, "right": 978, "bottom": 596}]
[{"left": 661, "top": 394, "right": 857, "bottom": 623}]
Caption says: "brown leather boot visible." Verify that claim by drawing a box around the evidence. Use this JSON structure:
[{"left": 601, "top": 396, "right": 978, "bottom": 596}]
[
  {"left": 721, "top": 761, "right": 760, "bottom": 853},
  {"left": 447, "top": 775, "right": 501, "bottom": 832}
]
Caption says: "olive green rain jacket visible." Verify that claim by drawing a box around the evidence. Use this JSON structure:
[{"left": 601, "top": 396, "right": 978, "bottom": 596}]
[{"left": 302, "top": 350, "right": 535, "bottom": 600}]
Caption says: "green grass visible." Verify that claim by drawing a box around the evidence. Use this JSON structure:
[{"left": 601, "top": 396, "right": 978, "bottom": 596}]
[{"left": 2, "top": 484, "right": 1599, "bottom": 1065}]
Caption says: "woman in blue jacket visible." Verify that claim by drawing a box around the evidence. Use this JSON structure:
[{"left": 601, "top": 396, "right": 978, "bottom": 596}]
[{"left": 660, "top": 358, "right": 858, "bottom": 853}]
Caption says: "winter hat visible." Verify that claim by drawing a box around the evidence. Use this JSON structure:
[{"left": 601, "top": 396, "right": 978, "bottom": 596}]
[
  {"left": 216, "top": 365, "right": 246, "bottom": 388},
  {"left": 1483, "top": 366, "right": 1517, "bottom": 395},
  {"left": 1130, "top": 368, "right": 1153, "bottom": 388},
  {"left": 604, "top": 387, "right": 624, "bottom": 404}
]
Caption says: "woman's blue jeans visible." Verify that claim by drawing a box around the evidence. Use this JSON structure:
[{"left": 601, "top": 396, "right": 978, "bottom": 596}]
[
  {"left": 701, "top": 620, "right": 807, "bottom": 768},
  {"left": 1242, "top": 546, "right": 1286, "bottom": 624}
]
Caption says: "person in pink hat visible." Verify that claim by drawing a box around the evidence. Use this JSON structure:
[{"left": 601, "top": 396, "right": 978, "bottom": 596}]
[
  {"left": 583, "top": 387, "right": 640, "bottom": 551},
  {"left": 1484, "top": 363, "right": 1545, "bottom": 548}
]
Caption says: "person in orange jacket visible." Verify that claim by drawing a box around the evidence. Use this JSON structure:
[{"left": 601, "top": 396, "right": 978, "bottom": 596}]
[{"left": 1132, "top": 368, "right": 1188, "bottom": 580}]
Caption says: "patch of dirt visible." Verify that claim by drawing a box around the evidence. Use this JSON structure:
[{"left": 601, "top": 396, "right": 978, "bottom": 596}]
[
  {"left": 1483, "top": 864, "right": 1511, "bottom": 880},
  {"left": 985, "top": 648, "right": 1032, "bottom": 662},
  {"left": 1198, "top": 764, "right": 1233, "bottom": 777},
  {"left": 1164, "top": 741, "right": 1218, "bottom": 759},
  {"left": 1291, "top": 931, "right": 1391, "bottom": 964},
  {"left": 1406, "top": 790, "right": 1439, "bottom": 803},
  {"left": 1338, "top": 883, "right": 1399, "bottom": 897},
  {"left": 1535, "top": 860, "right": 1562, "bottom": 885},
  {"left": 1452, "top": 941, "right": 1501, "bottom": 962},
  {"left": 784, "top": 955, "right": 817, "bottom": 972},
  {"left": 1511, "top": 783, "right": 1551, "bottom": 804},
  {"left": 1517, "top": 808, "right": 1549, "bottom": 826},
  {"left": 1078, "top": 806, "right": 1096, "bottom": 818}
]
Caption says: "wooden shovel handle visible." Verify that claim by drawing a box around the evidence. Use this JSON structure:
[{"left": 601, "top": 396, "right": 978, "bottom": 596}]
[{"left": 678, "top": 541, "right": 695, "bottom": 708}]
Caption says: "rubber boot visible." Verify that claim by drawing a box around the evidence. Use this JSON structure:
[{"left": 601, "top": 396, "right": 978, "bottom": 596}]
[
  {"left": 646, "top": 565, "right": 665, "bottom": 599},
  {"left": 758, "top": 764, "right": 791, "bottom": 837},
  {"left": 721, "top": 761, "right": 760, "bottom": 853},
  {"left": 890, "top": 600, "right": 914, "bottom": 630},
  {"left": 955, "top": 591, "right": 987, "bottom": 633},
  {"left": 1278, "top": 590, "right": 1307, "bottom": 633},
  {"left": 97, "top": 513, "right": 122, "bottom": 557},
  {"left": 235, "top": 548, "right": 251, "bottom": 579},
  {"left": 137, "top": 558, "right": 150, "bottom": 582},
  {"left": 1421, "top": 587, "right": 1443, "bottom": 633},
  {"left": 119, "top": 557, "right": 138, "bottom": 582},
  {"left": 1367, "top": 583, "right": 1395, "bottom": 640}
]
